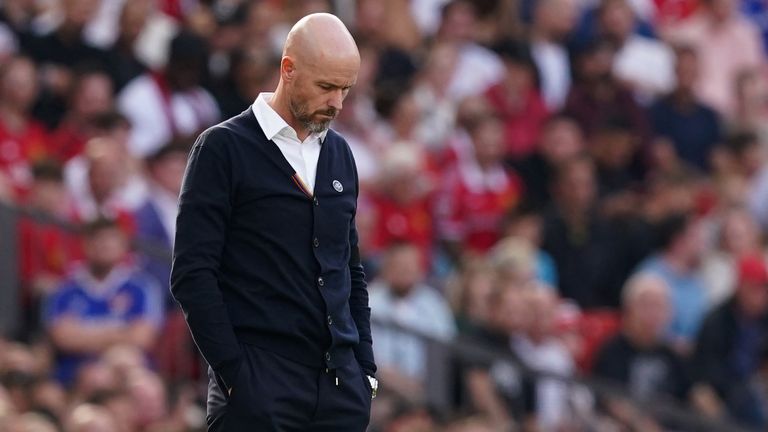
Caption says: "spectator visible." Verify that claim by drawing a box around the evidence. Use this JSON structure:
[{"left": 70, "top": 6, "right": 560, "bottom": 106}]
[
  {"left": 700, "top": 206, "right": 765, "bottom": 307},
  {"left": 512, "top": 113, "right": 585, "bottom": 209},
  {"left": 529, "top": 0, "right": 578, "bottom": 110},
  {"left": 446, "top": 257, "right": 495, "bottom": 334},
  {"left": 65, "top": 403, "right": 118, "bottom": 432},
  {"left": 212, "top": 48, "right": 278, "bottom": 120},
  {"left": 433, "top": 0, "right": 505, "bottom": 100},
  {"left": 44, "top": 218, "right": 162, "bottom": 386},
  {"left": 592, "top": 273, "right": 690, "bottom": 407},
  {"left": 725, "top": 131, "right": 768, "bottom": 229},
  {"left": 732, "top": 68, "right": 768, "bottom": 143},
  {"left": 49, "top": 66, "right": 115, "bottom": 163},
  {"left": 590, "top": 116, "right": 642, "bottom": 199},
  {"left": 133, "top": 142, "right": 188, "bottom": 300},
  {"left": 542, "top": 155, "right": 621, "bottom": 307},
  {"left": 6, "top": 413, "right": 58, "bottom": 432},
  {"left": 0, "top": 55, "right": 47, "bottom": 196},
  {"left": 500, "top": 205, "right": 559, "bottom": 287},
  {"left": 512, "top": 288, "right": 577, "bottom": 430},
  {"left": 664, "top": 0, "right": 765, "bottom": 116},
  {"left": 27, "top": 0, "right": 109, "bottom": 129},
  {"left": 18, "top": 160, "right": 80, "bottom": 337},
  {"left": 104, "top": 0, "right": 151, "bottom": 92},
  {"left": 117, "top": 30, "right": 220, "bottom": 157},
  {"left": 435, "top": 112, "right": 523, "bottom": 259},
  {"left": 483, "top": 40, "right": 549, "bottom": 160},
  {"left": 71, "top": 136, "right": 148, "bottom": 228},
  {"left": 691, "top": 254, "right": 768, "bottom": 429},
  {"left": 599, "top": 0, "right": 675, "bottom": 101},
  {"left": 650, "top": 45, "right": 723, "bottom": 172},
  {"left": 564, "top": 38, "right": 650, "bottom": 144},
  {"left": 636, "top": 212, "right": 708, "bottom": 355},
  {"left": 464, "top": 282, "right": 531, "bottom": 430},
  {"left": 367, "top": 144, "right": 436, "bottom": 270},
  {"left": 369, "top": 242, "right": 457, "bottom": 403}
]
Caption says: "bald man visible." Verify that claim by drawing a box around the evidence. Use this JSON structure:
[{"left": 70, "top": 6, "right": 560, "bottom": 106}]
[{"left": 171, "top": 13, "right": 376, "bottom": 431}]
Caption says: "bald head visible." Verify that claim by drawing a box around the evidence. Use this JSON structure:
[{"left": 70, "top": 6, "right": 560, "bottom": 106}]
[
  {"left": 272, "top": 13, "right": 360, "bottom": 137},
  {"left": 284, "top": 13, "right": 360, "bottom": 67}
]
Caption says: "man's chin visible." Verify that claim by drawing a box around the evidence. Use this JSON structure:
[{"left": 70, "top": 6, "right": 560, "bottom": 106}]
[{"left": 307, "top": 120, "right": 332, "bottom": 134}]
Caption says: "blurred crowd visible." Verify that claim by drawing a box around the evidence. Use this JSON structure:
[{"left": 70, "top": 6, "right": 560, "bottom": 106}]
[{"left": 3, "top": 0, "right": 768, "bottom": 431}]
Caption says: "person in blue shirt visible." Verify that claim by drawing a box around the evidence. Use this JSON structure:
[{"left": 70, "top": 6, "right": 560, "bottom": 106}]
[
  {"left": 635, "top": 212, "right": 708, "bottom": 357},
  {"left": 44, "top": 218, "right": 162, "bottom": 386}
]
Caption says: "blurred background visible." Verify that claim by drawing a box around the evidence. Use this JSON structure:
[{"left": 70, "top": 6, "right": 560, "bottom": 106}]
[{"left": 2, "top": 0, "right": 768, "bottom": 430}]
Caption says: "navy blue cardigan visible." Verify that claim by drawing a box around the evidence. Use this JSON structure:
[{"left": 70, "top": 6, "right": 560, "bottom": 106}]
[{"left": 170, "top": 108, "right": 375, "bottom": 390}]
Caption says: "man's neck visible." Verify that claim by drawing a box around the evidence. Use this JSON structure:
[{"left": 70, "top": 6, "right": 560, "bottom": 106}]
[{"left": 268, "top": 89, "right": 310, "bottom": 141}]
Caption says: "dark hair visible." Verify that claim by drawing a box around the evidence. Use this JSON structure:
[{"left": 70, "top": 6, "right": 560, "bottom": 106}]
[
  {"left": 168, "top": 30, "right": 209, "bottom": 66},
  {"left": 81, "top": 217, "right": 122, "bottom": 238},
  {"left": 654, "top": 212, "right": 693, "bottom": 251},
  {"left": 725, "top": 131, "right": 759, "bottom": 156},
  {"left": 31, "top": 159, "right": 64, "bottom": 182},
  {"left": 89, "top": 110, "right": 131, "bottom": 131},
  {"left": 146, "top": 140, "right": 191, "bottom": 166}
]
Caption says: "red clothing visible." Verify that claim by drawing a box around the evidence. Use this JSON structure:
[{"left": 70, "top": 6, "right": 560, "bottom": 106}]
[
  {"left": 484, "top": 84, "right": 549, "bottom": 160},
  {"left": 435, "top": 163, "right": 523, "bottom": 252},
  {"left": 0, "top": 118, "right": 49, "bottom": 196},
  {"left": 368, "top": 192, "right": 434, "bottom": 264},
  {"left": 49, "top": 122, "right": 88, "bottom": 162},
  {"left": 18, "top": 217, "right": 83, "bottom": 305}
]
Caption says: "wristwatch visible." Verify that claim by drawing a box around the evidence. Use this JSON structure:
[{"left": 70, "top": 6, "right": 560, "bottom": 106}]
[{"left": 366, "top": 375, "right": 378, "bottom": 399}]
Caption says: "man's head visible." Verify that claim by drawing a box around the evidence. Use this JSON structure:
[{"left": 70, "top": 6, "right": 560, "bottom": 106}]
[
  {"left": 539, "top": 113, "right": 584, "bottom": 164},
  {"left": 622, "top": 272, "right": 671, "bottom": 348},
  {"left": 29, "top": 159, "right": 67, "bottom": 216},
  {"left": 674, "top": 45, "right": 699, "bottom": 93},
  {"left": 734, "top": 255, "right": 768, "bottom": 319},
  {"left": 82, "top": 218, "right": 129, "bottom": 278},
  {"left": 655, "top": 212, "right": 706, "bottom": 268},
  {"left": 146, "top": 142, "right": 189, "bottom": 196},
  {"left": 380, "top": 242, "right": 424, "bottom": 297},
  {"left": 532, "top": 0, "right": 578, "bottom": 41},
  {"left": 68, "top": 67, "right": 114, "bottom": 120},
  {"left": 598, "top": 0, "right": 636, "bottom": 43},
  {"left": 276, "top": 13, "right": 360, "bottom": 134},
  {"left": 0, "top": 55, "right": 37, "bottom": 112},
  {"left": 552, "top": 155, "right": 597, "bottom": 214},
  {"left": 166, "top": 30, "right": 208, "bottom": 91}
]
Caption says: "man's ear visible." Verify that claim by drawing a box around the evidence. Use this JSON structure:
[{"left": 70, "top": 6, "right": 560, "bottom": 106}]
[{"left": 281, "top": 56, "right": 296, "bottom": 82}]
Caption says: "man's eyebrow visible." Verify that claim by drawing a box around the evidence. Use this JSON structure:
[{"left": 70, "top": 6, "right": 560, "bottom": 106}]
[{"left": 316, "top": 81, "right": 353, "bottom": 89}]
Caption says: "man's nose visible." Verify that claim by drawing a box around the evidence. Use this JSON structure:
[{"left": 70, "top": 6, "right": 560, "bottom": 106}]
[{"left": 328, "top": 89, "right": 344, "bottom": 111}]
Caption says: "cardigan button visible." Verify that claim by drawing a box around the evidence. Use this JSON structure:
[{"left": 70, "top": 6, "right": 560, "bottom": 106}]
[
  {"left": 325, "top": 352, "right": 331, "bottom": 361},
  {"left": 313, "top": 237, "right": 320, "bottom": 248},
  {"left": 318, "top": 277, "right": 324, "bottom": 287},
  {"left": 327, "top": 315, "right": 333, "bottom": 326},
  {"left": 314, "top": 197, "right": 319, "bottom": 206}
]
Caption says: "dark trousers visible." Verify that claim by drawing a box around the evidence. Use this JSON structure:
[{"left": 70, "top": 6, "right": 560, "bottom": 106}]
[{"left": 206, "top": 343, "right": 372, "bottom": 431}]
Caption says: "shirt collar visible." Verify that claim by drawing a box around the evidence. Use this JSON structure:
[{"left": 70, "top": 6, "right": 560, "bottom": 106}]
[{"left": 251, "top": 92, "right": 328, "bottom": 143}]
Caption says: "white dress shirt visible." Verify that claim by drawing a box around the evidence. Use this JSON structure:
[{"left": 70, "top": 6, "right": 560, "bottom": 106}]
[{"left": 251, "top": 93, "right": 326, "bottom": 193}]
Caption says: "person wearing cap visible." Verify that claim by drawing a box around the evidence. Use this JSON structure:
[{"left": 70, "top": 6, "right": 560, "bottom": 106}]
[
  {"left": 170, "top": 13, "right": 376, "bottom": 431},
  {"left": 690, "top": 254, "right": 768, "bottom": 429}
]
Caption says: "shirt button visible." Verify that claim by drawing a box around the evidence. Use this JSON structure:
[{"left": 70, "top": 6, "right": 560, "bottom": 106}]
[
  {"left": 325, "top": 352, "right": 331, "bottom": 361},
  {"left": 314, "top": 197, "right": 319, "bottom": 206},
  {"left": 313, "top": 237, "right": 320, "bottom": 248},
  {"left": 327, "top": 315, "right": 333, "bottom": 325},
  {"left": 318, "top": 277, "right": 324, "bottom": 287}
]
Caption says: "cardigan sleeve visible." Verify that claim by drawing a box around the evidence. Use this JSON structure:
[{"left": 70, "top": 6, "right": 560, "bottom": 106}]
[
  {"left": 347, "top": 152, "right": 377, "bottom": 377},
  {"left": 170, "top": 128, "right": 243, "bottom": 391}
]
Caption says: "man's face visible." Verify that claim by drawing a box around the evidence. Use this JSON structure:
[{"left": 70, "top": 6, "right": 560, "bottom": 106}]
[
  {"left": 84, "top": 228, "right": 128, "bottom": 271},
  {"left": 285, "top": 54, "right": 358, "bottom": 134}
]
